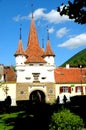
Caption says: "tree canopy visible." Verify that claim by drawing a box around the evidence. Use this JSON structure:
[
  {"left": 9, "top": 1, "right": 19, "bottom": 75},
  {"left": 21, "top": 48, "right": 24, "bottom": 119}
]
[{"left": 57, "top": 0, "right": 86, "bottom": 24}]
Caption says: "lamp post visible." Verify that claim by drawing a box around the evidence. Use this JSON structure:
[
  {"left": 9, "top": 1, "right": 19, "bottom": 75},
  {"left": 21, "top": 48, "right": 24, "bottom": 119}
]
[
  {"left": 4, "top": 85, "right": 9, "bottom": 98},
  {"left": 80, "top": 65, "right": 82, "bottom": 84},
  {"left": 80, "top": 65, "right": 83, "bottom": 95},
  {"left": 4, "top": 71, "right": 9, "bottom": 98}
]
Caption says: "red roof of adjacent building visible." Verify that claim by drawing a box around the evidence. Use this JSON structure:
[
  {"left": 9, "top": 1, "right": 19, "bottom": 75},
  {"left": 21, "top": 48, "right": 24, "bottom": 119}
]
[
  {"left": 4, "top": 66, "right": 16, "bottom": 82},
  {"left": 54, "top": 67, "right": 86, "bottom": 83}
]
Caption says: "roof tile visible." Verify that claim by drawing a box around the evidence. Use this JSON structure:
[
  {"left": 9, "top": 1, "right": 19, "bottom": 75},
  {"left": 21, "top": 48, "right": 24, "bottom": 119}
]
[
  {"left": 25, "top": 17, "right": 45, "bottom": 63},
  {"left": 54, "top": 67, "right": 86, "bottom": 83},
  {"left": 44, "top": 40, "right": 55, "bottom": 57},
  {"left": 4, "top": 66, "right": 16, "bottom": 82},
  {"left": 14, "top": 39, "right": 26, "bottom": 56}
]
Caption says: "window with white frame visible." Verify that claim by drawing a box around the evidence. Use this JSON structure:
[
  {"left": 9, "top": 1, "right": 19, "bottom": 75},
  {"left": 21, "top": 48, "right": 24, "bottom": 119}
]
[
  {"left": 75, "top": 86, "right": 83, "bottom": 93},
  {"left": 60, "top": 86, "right": 71, "bottom": 93}
]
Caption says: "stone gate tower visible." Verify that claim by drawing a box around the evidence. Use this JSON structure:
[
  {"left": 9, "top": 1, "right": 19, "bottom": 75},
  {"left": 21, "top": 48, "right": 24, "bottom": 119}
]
[{"left": 14, "top": 15, "right": 56, "bottom": 103}]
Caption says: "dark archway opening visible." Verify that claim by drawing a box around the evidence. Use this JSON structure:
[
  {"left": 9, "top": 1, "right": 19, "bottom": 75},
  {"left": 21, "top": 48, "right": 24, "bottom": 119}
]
[{"left": 30, "top": 90, "right": 45, "bottom": 104}]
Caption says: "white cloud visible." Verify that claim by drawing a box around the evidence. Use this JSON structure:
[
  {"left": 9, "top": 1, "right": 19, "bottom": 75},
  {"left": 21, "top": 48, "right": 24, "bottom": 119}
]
[
  {"left": 44, "top": 10, "right": 69, "bottom": 24},
  {"left": 56, "top": 27, "right": 69, "bottom": 38},
  {"left": 58, "top": 33, "right": 86, "bottom": 49},
  {"left": 33, "top": 8, "right": 45, "bottom": 20},
  {"left": 48, "top": 27, "right": 54, "bottom": 33},
  {"left": 13, "top": 15, "right": 21, "bottom": 22},
  {"left": 13, "top": 8, "right": 70, "bottom": 24},
  {"left": 13, "top": 14, "right": 30, "bottom": 21}
]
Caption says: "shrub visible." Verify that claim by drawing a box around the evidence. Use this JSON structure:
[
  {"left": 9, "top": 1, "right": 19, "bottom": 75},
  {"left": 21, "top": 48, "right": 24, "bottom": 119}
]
[{"left": 49, "top": 109, "right": 84, "bottom": 130}]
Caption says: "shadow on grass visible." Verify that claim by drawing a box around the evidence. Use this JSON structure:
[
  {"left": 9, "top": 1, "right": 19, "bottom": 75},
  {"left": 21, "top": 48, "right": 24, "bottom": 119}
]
[
  {"left": 1, "top": 96, "right": 86, "bottom": 130},
  {"left": 13, "top": 103, "right": 51, "bottom": 130},
  {"left": 0, "top": 102, "right": 54, "bottom": 130}
]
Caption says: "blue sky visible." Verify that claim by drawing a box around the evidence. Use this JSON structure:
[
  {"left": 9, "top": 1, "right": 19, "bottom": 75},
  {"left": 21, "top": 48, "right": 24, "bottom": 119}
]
[{"left": 0, "top": 0, "right": 86, "bottom": 67}]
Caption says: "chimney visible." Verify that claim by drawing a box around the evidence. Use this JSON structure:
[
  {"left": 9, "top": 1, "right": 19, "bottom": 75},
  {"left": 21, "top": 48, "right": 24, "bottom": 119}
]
[{"left": 66, "top": 64, "right": 70, "bottom": 69}]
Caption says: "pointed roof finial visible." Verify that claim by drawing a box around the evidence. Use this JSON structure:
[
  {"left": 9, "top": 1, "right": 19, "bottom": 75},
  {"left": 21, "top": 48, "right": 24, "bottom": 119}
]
[
  {"left": 31, "top": 3, "right": 34, "bottom": 18},
  {"left": 47, "top": 25, "right": 49, "bottom": 40},
  {"left": 42, "top": 37, "right": 44, "bottom": 49},
  {"left": 20, "top": 24, "right": 22, "bottom": 39}
]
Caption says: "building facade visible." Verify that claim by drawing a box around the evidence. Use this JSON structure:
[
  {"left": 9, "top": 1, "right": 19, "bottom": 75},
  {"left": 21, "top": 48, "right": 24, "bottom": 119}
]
[
  {"left": 0, "top": 16, "right": 86, "bottom": 106},
  {"left": 14, "top": 16, "right": 56, "bottom": 104},
  {"left": 0, "top": 65, "right": 16, "bottom": 106},
  {"left": 14, "top": 16, "right": 86, "bottom": 104}
]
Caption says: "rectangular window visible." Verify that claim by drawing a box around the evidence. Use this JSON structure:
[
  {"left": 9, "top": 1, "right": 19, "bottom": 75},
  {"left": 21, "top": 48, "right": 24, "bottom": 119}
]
[
  {"left": 60, "top": 86, "right": 71, "bottom": 93},
  {"left": 75, "top": 86, "right": 83, "bottom": 93},
  {"left": 39, "top": 64, "right": 43, "bottom": 66},
  {"left": 41, "top": 77, "right": 46, "bottom": 80},
  {"left": 32, "top": 73, "right": 40, "bottom": 82},
  {"left": 29, "top": 64, "right": 33, "bottom": 66}
]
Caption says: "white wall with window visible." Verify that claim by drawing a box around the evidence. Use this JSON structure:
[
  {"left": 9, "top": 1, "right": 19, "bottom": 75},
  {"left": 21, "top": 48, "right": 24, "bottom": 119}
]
[
  {"left": 16, "top": 62, "right": 55, "bottom": 83},
  {"left": 55, "top": 84, "right": 86, "bottom": 104}
]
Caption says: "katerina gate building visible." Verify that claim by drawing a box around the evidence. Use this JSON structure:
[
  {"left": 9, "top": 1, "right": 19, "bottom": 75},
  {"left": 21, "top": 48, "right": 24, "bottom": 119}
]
[{"left": 0, "top": 16, "right": 86, "bottom": 106}]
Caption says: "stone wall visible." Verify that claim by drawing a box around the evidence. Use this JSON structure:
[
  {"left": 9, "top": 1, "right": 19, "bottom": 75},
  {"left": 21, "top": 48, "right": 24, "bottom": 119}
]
[
  {"left": 45, "top": 82, "right": 56, "bottom": 103},
  {"left": 16, "top": 82, "right": 56, "bottom": 103},
  {"left": 16, "top": 83, "right": 29, "bottom": 100}
]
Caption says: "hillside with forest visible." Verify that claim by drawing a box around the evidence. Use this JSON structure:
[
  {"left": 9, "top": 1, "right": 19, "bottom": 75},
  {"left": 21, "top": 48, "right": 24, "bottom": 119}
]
[{"left": 61, "top": 48, "right": 86, "bottom": 67}]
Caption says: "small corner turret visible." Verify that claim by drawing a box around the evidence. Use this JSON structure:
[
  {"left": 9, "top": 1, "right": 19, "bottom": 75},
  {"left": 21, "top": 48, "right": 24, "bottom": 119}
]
[
  {"left": 14, "top": 26, "right": 27, "bottom": 66},
  {"left": 43, "top": 27, "right": 55, "bottom": 66}
]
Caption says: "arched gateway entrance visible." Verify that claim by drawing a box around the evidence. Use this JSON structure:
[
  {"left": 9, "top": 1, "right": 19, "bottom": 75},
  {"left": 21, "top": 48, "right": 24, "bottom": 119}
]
[{"left": 30, "top": 90, "right": 45, "bottom": 103}]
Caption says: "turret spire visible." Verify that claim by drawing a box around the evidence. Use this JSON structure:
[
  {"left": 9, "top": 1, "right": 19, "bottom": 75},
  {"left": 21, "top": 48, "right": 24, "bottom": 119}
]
[
  {"left": 47, "top": 25, "right": 49, "bottom": 40},
  {"left": 44, "top": 40, "right": 55, "bottom": 57},
  {"left": 31, "top": 3, "right": 34, "bottom": 18},
  {"left": 20, "top": 24, "right": 22, "bottom": 40},
  {"left": 14, "top": 26, "right": 26, "bottom": 57},
  {"left": 25, "top": 11, "right": 46, "bottom": 63},
  {"left": 44, "top": 26, "right": 55, "bottom": 57},
  {"left": 42, "top": 37, "right": 44, "bottom": 49}
]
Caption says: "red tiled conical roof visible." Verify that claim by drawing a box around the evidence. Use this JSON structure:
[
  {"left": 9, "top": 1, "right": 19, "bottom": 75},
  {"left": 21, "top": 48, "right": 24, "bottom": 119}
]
[
  {"left": 44, "top": 39, "right": 55, "bottom": 57},
  {"left": 14, "top": 39, "right": 26, "bottom": 56},
  {"left": 25, "top": 17, "right": 46, "bottom": 63}
]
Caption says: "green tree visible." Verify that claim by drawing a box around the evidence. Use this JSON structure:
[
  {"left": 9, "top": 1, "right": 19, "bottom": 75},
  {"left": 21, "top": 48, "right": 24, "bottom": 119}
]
[
  {"left": 57, "top": 0, "right": 86, "bottom": 24},
  {"left": 49, "top": 109, "right": 84, "bottom": 130}
]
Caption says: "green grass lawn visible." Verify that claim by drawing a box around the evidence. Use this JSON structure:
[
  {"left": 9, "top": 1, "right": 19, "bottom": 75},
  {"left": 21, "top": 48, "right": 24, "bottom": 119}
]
[
  {"left": 0, "top": 104, "right": 50, "bottom": 130},
  {"left": 0, "top": 111, "right": 24, "bottom": 130}
]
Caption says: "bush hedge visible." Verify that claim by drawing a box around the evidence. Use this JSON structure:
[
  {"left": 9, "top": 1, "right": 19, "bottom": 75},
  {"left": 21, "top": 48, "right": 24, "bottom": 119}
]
[{"left": 49, "top": 109, "right": 84, "bottom": 130}]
